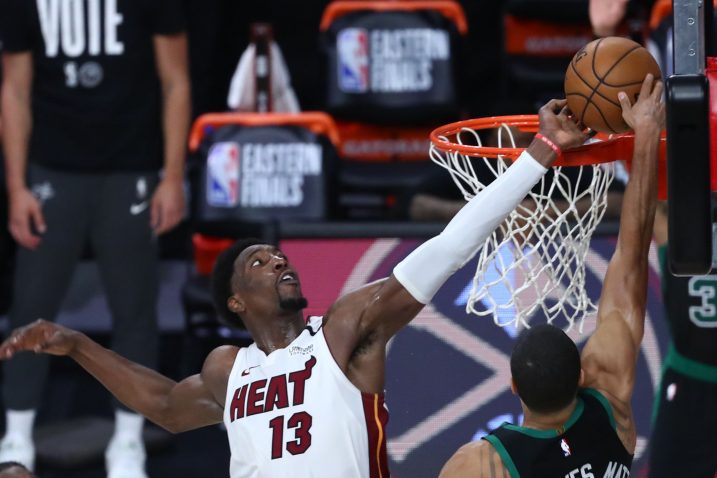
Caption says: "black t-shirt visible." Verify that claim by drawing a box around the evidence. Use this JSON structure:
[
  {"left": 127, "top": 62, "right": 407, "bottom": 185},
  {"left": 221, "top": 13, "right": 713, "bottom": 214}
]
[
  {"left": 484, "top": 389, "right": 633, "bottom": 478},
  {"left": 0, "top": 0, "right": 185, "bottom": 172}
]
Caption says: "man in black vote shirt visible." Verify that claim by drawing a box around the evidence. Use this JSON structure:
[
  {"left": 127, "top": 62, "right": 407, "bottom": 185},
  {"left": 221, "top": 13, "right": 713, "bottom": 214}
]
[{"left": 0, "top": 0, "right": 190, "bottom": 476}]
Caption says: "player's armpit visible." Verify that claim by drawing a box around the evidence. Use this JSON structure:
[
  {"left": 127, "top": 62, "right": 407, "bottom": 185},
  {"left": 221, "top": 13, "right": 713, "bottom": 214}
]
[
  {"left": 323, "top": 277, "right": 423, "bottom": 355},
  {"left": 439, "top": 440, "right": 512, "bottom": 478},
  {"left": 321, "top": 276, "right": 423, "bottom": 393},
  {"left": 581, "top": 311, "right": 638, "bottom": 404}
]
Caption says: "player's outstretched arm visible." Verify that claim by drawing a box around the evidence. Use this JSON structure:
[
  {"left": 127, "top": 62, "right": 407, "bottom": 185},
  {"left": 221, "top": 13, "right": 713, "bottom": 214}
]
[
  {"left": 439, "top": 440, "right": 511, "bottom": 478},
  {"left": 324, "top": 100, "right": 586, "bottom": 391},
  {"left": 581, "top": 74, "right": 664, "bottom": 451},
  {"left": 360, "top": 99, "right": 585, "bottom": 335},
  {"left": 0, "top": 320, "right": 231, "bottom": 433}
]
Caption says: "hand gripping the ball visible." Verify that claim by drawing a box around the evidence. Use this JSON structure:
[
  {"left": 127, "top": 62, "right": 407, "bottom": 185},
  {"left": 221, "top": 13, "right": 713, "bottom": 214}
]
[
  {"left": 618, "top": 74, "right": 666, "bottom": 133},
  {"left": 537, "top": 99, "right": 587, "bottom": 152}
]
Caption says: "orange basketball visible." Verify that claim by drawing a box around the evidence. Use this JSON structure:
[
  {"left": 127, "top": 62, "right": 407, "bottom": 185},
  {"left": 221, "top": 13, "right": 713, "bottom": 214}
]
[{"left": 564, "top": 36, "right": 661, "bottom": 133}]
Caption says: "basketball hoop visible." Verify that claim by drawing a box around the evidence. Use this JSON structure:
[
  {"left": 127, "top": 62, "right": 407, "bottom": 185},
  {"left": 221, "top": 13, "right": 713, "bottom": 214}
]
[{"left": 430, "top": 115, "right": 665, "bottom": 331}]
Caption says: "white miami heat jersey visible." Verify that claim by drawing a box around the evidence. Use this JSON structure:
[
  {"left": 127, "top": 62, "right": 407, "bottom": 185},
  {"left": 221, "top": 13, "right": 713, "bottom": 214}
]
[{"left": 223, "top": 316, "right": 390, "bottom": 478}]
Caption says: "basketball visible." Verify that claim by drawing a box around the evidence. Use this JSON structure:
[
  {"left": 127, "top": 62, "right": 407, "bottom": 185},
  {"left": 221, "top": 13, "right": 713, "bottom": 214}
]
[{"left": 564, "top": 36, "right": 661, "bottom": 133}]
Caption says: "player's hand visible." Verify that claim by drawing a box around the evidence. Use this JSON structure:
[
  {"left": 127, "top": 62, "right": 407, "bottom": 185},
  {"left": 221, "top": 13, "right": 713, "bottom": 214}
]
[
  {"left": 537, "top": 98, "right": 587, "bottom": 151},
  {"left": 150, "top": 176, "right": 185, "bottom": 235},
  {"left": 619, "top": 74, "right": 665, "bottom": 132},
  {"left": 8, "top": 187, "right": 46, "bottom": 250},
  {"left": 0, "top": 320, "right": 80, "bottom": 359}
]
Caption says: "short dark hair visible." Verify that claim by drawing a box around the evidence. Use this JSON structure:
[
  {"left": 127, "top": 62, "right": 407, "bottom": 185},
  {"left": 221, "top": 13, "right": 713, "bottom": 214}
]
[
  {"left": 510, "top": 324, "right": 581, "bottom": 414},
  {"left": 211, "top": 237, "right": 265, "bottom": 328}
]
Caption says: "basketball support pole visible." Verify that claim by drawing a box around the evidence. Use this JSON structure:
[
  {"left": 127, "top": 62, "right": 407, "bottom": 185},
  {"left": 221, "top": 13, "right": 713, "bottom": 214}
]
[{"left": 666, "top": 0, "right": 713, "bottom": 275}]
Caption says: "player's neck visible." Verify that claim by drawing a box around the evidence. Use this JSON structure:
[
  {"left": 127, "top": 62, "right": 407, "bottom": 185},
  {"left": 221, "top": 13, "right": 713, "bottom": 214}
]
[
  {"left": 248, "top": 313, "right": 306, "bottom": 356},
  {"left": 520, "top": 398, "right": 578, "bottom": 432}
]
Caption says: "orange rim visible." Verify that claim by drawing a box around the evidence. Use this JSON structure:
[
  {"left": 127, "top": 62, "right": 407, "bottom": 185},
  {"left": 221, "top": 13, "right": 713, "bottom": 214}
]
[
  {"left": 429, "top": 115, "right": 668, "bottom": 167},
  {"left": 188, "top": 112, "right": 340, "bottom": 152},
  {"left": 320, "top": 1, "right": 468, "bottom": 34}
]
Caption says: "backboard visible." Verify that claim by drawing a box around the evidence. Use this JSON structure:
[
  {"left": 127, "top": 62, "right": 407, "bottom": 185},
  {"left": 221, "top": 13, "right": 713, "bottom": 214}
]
[{"left": 667, "top": 0, "right": 714, "bottom": 275}]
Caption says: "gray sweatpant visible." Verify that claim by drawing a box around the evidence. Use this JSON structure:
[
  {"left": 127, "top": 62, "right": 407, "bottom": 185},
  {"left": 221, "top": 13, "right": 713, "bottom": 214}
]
[{"left": 3, "top": 164, "right": 159, "bottom": 410}]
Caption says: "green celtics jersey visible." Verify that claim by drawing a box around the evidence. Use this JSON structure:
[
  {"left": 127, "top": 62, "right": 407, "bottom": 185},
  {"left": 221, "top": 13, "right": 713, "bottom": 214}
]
[{"left": 484, "top": 389, "right": 632, "bottom": 478}]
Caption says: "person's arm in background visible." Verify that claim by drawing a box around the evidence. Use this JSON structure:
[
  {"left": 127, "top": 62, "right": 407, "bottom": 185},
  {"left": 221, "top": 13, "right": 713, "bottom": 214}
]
[
  {"left": 1, "top": 51, "right": 44, "bottom": 250},
  {"left": 590, "top": 0, "right": 630, "bottom": 36},
  {"left": 150, "top": 32, "right": 190, "bottom": 235}
]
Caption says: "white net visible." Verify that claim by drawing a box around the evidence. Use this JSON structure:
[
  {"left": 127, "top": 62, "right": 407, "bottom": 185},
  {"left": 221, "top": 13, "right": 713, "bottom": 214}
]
[{"left": 430, "top": 124, "right": 615, "bottom": 331}]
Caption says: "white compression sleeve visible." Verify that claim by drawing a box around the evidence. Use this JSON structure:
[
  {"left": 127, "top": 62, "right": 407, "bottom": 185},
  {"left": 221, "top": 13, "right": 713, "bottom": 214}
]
[{"left": 394, "top": 151, "right": 548, "bottom": 304}]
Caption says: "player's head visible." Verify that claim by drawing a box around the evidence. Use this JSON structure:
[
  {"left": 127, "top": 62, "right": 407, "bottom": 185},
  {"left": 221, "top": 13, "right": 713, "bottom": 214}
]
[
  {"left": 0, "top": 461, "right": 37, "bottom": 478},
  {"left": 510, "top": 324, "right": 582, "bottom": 414},
  {"left": 211, "top": 238, "right": 307, "bottom": 328}
]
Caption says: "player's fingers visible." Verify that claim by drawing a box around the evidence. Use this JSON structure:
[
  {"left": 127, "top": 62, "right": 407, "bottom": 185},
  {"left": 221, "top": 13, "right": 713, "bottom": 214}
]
[
  {"left": 0, "top": 331, "right": 30, "bottom": 358},
  {"left": 565, "top": 108, "right": 579, "bottom": 124},
  {"left": 639, "top": 73, "right": 654, "bottom": 100},
  {"left": 651, "top": 80, "right": 665, "bottom": 102},
  {"left": 0, "top": 333, "right": 18, "bottom": 358},
  {"left": 540, "top": 99, "right": 564, "bottom": 115},
  {"left": 1, "top": 329, "right": 28, "bottom": 357},
  {"left": 3, "top": 323, "right": 32, "bottom": 346},
  {"left": 547, "top": 98, "right": 568, "bottom": 113},
  {"left": 0, "top": 344, "right": 17, "bottom": 359},
  {"left": 617, "top": 91, "right": 631, "bottom": 112},
  {"left": 26, "top": 328, "right": 52, "bottom": 354}
]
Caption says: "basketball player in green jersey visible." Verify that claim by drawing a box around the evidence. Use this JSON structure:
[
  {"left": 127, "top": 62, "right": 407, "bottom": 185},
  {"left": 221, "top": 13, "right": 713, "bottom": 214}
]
[
  {"left": 440, "top": 76, "right": 664, "bottom": 477},
  {"left": 646, "top": 203, "right": 717, "bottom": 477},
  {"left": 589, "top": 1, "right": 717, "bottom": 475}
]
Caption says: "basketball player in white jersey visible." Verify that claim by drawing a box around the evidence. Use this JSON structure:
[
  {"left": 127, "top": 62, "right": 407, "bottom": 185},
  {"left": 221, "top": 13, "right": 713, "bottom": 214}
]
[{"left": 0, "top": 98, "right": 588, "bottom": 477}]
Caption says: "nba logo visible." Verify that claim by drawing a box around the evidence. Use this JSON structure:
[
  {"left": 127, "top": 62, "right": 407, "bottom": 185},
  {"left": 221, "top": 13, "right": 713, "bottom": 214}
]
[
  {"left": 560, "top": 438, "right": 572, "bottom": 457},
  {"left": 206, "top": 142, "right": 240, "bottom": 207},
  {"left": 337, "top": 28, "right": 369, "bottom": 93}
]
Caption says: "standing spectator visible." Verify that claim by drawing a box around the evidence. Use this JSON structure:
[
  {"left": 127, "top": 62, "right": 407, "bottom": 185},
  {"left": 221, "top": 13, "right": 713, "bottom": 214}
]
[{"left": 0, "top": 0, "right": 190, "bottom": 476}]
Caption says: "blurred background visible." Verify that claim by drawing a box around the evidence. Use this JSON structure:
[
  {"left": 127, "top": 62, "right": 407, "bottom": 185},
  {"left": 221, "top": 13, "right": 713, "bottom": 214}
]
[{"left": 0, "top": 0, "right": 694, "bottom": 477}]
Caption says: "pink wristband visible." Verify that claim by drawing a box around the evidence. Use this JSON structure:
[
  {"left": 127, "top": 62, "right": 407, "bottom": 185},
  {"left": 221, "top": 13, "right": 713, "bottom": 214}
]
[{"left": 535, "top": 133, "right": 562, "bottom": 158}]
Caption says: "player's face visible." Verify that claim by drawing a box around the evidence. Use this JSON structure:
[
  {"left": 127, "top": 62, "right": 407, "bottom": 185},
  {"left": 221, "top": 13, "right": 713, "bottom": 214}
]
[{"left": 235, "top": 245, "right": 306, "bottom": 313}]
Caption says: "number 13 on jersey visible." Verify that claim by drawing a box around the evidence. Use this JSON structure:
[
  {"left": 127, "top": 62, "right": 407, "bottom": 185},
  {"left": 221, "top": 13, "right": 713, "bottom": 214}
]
[{"left": 268, "top": 412, "right": 313, "bottom": 459}]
